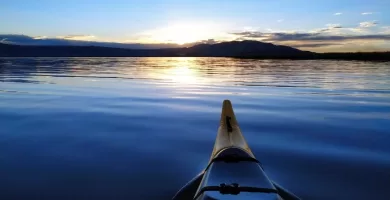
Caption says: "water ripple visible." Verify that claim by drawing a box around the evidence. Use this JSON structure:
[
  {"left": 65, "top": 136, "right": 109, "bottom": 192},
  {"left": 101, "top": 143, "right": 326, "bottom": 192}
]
[{"left": 0, "top": 57, "right": 389, "bottom": 200}]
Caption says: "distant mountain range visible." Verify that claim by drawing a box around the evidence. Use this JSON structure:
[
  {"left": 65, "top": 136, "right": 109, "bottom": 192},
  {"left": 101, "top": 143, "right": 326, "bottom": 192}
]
[{"left": 1, "top": 40, "right": 389, "bottom": 60}]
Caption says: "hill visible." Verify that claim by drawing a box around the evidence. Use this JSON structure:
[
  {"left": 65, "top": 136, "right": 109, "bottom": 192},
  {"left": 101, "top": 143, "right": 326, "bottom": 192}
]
[
  {"left": 1, "top": 41, "right": 389, "bottom": 60},
  {"left": 0, "top": 40, "right": 312, "bottom": 58}
]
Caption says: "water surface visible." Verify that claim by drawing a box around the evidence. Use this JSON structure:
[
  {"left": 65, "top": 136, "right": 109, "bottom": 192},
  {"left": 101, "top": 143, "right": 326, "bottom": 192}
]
[{"left": 1, "top": 58, "right": 390, "bottom": 200}]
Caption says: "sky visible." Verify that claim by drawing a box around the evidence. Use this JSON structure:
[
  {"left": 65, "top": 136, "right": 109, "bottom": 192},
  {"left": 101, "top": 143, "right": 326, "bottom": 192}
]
[{"left": 1, "top": 0, "right": 390, "bottom": 52}]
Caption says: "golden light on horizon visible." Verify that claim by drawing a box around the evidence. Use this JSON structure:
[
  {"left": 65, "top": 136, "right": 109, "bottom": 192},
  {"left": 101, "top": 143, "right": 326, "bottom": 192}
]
[{"left": 144, "top": 23, "right": 223, "bottom": 45}]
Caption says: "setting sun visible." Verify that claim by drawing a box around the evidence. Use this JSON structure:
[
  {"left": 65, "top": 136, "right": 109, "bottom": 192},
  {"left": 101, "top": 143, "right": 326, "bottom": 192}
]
[{"left": 145, "top": 23, "right": 222, "bottom": 45}]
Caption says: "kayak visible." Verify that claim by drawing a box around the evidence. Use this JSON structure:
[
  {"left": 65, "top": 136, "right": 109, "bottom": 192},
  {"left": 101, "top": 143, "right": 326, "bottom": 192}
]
[{"left": 173, "top": 100, "right": 301, "bottom": 200}]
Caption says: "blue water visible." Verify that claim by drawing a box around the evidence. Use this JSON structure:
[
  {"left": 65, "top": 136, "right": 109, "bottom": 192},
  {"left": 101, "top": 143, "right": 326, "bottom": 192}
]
[{"left": 1, "top": 58, "right": 390, "bottom": 200}]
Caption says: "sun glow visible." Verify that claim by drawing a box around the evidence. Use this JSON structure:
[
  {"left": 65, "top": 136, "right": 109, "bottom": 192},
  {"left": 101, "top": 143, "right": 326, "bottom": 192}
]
[{"left": 144, "top": 23, "right": 222, "bottom": 45}]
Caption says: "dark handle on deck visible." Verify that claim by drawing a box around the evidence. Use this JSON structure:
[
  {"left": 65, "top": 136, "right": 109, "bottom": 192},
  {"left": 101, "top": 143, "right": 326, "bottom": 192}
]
[
  {"left": 226, "top": 116, "right": 233, "bottom": 132},
  {"left": 193, "top": 183, "right": 278, "bottom": 200}
]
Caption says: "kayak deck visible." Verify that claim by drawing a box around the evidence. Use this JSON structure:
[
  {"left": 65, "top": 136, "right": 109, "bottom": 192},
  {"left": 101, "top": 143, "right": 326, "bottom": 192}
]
[{"left": 173, "top": 100, "right": 300, "bottom": 200}]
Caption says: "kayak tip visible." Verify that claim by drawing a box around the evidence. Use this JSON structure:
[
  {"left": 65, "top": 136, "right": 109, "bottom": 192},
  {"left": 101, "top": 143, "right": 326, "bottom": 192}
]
[{"left": 220, "top": 99, "right": 237, "bottom": 126}]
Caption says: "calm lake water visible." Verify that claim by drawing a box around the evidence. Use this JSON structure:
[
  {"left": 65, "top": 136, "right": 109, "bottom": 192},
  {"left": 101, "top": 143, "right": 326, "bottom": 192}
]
[{"left": 1, "top": 58, "right": 390, "bottom": 200}]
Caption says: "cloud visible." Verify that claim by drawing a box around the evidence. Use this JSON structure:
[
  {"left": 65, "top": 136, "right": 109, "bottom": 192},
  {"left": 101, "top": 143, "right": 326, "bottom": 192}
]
[
  {"left": 310, "top": 24, "right": 343, "bottom": 33},
  {"left": 277, "top": 19, "right": 284, "bottom": 23},
  {"left": 0, "top": 34, "right": 36, "bottom": 44},
  {"left": 291, "top": 43, "right": 342, "bottom": 48},
  {"left": 243, "top": 26, "right": 257, "bottom": 32},
  {"left": 359, "top": 21, "right": 378, "bottom": 28},
  {"left": 231, "top": 31, "right": 390, "bottom": 42},
  {"left": 231, "top": 30, "right": 390, "bottom": 52},
  {"left": 180, "top": 39, "right": 219, "bottom": 47},
  {"left": 334, "top": 12, "right": 342, "bottom": 16},
  {"left": 361, "top": 12, "right": 373, "bottom": 15},
  {"left": 381, "top": 26, "right": 390, "bottom": 34},
  {"left": 326, "top": 24, "right": 343, "bottom": 29},
  {"left": 33, "top": 36, "right": 48, "bottom": 39},
  {"left": 55, "top": 35, "right": 96, "bottom": 41},
  {"left": 197, "top": 39, "right": 218, "bottom": 44}
]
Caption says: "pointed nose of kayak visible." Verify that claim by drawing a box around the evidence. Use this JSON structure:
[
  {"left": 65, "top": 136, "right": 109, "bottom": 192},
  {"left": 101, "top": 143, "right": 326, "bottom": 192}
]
[
  {"left": 210, "top": 99, "right": 255, "bottom": 162},
  {"left": 220, "top": 99, "right": 238, "bottom": 128}
]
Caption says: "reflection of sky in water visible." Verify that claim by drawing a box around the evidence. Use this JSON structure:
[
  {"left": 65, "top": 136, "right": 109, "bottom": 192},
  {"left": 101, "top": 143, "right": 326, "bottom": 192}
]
[{"left": 0, "top": 58, "right": 390, "bottom": 200}]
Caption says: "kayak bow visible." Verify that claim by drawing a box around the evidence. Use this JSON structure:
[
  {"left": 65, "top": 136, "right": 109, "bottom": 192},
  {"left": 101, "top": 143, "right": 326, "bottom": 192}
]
[{"left": 173, "top": 100, "right": 300, "bottom": 200}]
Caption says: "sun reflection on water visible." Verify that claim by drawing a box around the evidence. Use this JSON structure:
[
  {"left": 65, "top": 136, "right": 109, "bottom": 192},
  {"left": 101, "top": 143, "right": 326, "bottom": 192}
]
[
  {"left": 165, "top": 64, "right": 197, "bottom": 85},
  {"left": 148, "top": 57, "right": 205, "bottom": 86}
]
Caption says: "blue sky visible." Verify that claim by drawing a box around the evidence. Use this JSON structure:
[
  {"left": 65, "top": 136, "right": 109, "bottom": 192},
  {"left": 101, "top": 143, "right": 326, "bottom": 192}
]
[{"left": 1, "top": 0, "right": 390, "bottom": 52}]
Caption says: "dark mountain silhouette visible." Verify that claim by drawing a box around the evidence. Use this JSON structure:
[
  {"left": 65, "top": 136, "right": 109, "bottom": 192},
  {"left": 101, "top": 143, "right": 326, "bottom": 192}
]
[
  {"left": 0, "top": 43, "right": 181, "bottom": 57},
  {"left": 0, "top": 40, "right": 311, "bottom": 57},
  {"left": 1, "top": 40, "right": 389, "bottom": 60},
  {"left": 183, "top": 40, "right": 312, "bottom": 57},
  {"left": 0, "top": 34, "right": 185, "bottom": 49}
]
